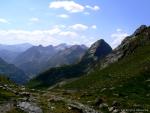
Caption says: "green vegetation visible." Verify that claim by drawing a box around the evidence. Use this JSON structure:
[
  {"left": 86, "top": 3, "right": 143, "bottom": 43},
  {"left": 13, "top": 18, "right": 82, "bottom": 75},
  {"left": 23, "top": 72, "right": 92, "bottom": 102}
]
[
  {"left": 60, "top": 45, "right": 150, "bottom": 110},
  {"left": 0, "top": 76, "right": 18, "bottom": 101},
  {"left": 27, "top": 26, "right": 150, "bottom": 112},
  {"left": 6, "top": 108, "right": 26, "bottom": 113},
  {"left": 27, "top": 63, "right": 86, "bottom": 88}
]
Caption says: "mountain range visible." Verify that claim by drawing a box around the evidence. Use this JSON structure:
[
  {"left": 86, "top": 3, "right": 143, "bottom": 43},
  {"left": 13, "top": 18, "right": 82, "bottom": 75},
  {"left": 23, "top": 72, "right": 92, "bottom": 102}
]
[
  {"left": 27, "top": 25, "right": 150, "bottom": 112},
  {"left": 28, "top": 39, "right": 112, "bottom": 88},
  {"left": 0, "top": 43, "right": 88, "bottom": 83},
  {"left": 0, "top": 25, "right": 150, "bottom": 113},
  {"left": 12, "top": 44, "right": 88, "bottom": 77},
  {"left": 0, "top": 43, "right": 33, "bottom": 63}
]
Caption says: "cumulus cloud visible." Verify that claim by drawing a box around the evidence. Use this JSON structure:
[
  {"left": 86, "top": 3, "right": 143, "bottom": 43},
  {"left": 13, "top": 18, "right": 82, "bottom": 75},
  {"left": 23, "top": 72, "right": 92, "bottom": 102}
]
[
  {"left": 0, "top": 28, "right": 59, "bottom": 45},
  {"left": 111, "top": 29, "right": 129, "bottom": 48},
  {"left": 0, "top": 18, "right": 9, "bottom": 24},
  {"left": 49, "top": 1, "right": 84, "bottom": 13},
  {"left": 59, "top": 31, "right": 78, "bottom": 37},
  {"left": 86, "top": 5, "right": 100, "bottom": 11},
  {"left": 0, "top": 27, "right": 79, "bottom": 46},
  {"left": 0, "top": 23, "right": 98, "bottom": 46},
  {"left": 70, "top": 24, "right": 88, "bottom": 31},
  {"left": 57, "top": 14, "right": 69, "bottom": 18}
]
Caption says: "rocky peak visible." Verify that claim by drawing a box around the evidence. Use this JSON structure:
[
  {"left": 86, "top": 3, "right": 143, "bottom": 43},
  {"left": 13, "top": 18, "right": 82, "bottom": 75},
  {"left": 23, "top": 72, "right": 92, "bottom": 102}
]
[
  {"left": 101, "top": 25, "right": 150, "bottom": 69},
  {"left": 132, "top": 25, "right": 147, "bottom": 37},
  {"left": 81, "top": 39, "right": 112, "bottom": 64},
  {"left": 85, "top": 39, "right": 112, "bottom": 59}
]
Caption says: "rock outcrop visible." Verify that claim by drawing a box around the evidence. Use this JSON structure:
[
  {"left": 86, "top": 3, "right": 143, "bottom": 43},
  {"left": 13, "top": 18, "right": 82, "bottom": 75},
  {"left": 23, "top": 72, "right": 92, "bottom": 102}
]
[
  {"left": 17, "top": 101, "right": 43, "bottom": 113},
  {"left": 101, "top": 25, "right": 150, "bottom": 68},
  {"left": 81, "top": 39, "right": 112, "bottom": 65}
]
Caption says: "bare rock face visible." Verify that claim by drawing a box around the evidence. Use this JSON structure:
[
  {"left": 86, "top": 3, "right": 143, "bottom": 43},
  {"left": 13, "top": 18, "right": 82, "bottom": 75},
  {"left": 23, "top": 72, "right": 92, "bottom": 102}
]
[
  {"left": 81, "top": 39, "right": 112, "bottom": 65},
  {"left": 17, "top": 101, "right": 43, "bottom": 113},
  {"left": 100, "top": 25, "right": 150, "bottom": 69},
  {"left": 132, "top": 25, "right": 147, "bottom": 37}
]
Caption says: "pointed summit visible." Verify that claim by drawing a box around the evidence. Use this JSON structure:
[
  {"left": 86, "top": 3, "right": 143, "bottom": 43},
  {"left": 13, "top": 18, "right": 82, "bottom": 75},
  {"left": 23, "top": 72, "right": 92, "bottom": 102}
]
[
  {"left": 132, "top": 25, "right": 147, "bottom": 36},
  {"left": 101, "top": 25, "right": 150, "bottom": 68},
  {"left": 81, "top": 39, "right": 112, "bottom": 64}
]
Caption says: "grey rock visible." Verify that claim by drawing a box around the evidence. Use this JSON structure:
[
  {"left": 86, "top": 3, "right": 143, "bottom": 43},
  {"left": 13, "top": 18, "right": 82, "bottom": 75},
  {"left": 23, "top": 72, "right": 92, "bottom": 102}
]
[
  {"left": 109, "top": 107, "right": 114, "bottom": 112},
  {"left": 132, "top": 25, "right": 147, "bottom": 37},
  {"left": 94, "top": 98, "right": 104, "bottom": 106},
  {"left": 17, "top": 101, "right": 43, "bottom": 113},
  {"left": 0, "top": 102, "right": 14, "bottom": 113},
  {"left": 100, "top": 25, "right": 150, "bottom": 69},
  {"left": 99, "top": 103, "right": 108, "bottom": 108},
  {"left": 81, "top": 39, "right": 112, "bottom": 66},
  {"left": 68, "top": 101, "right": 100, "bottom": 113}
]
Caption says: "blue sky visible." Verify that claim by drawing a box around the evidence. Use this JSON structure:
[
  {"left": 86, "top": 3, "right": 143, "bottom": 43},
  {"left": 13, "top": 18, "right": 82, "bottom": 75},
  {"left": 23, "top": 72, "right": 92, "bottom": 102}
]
[{"left": 0, "top": 0, "right": 150, "bottom": 48}]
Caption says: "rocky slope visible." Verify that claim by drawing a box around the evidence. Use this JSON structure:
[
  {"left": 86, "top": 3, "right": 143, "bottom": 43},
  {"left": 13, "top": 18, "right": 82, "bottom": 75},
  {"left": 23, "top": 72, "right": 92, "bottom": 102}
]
[{"left": 100, "top": 25, "right": 149, "bottom": 68}]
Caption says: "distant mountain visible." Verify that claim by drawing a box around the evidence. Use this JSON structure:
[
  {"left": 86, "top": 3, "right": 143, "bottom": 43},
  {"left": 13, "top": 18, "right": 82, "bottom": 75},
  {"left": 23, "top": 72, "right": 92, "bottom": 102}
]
[
  {"left": 13, "top": 45, "right": 57, "bottom": 76},
  {"left": 0, "top": 57, "right": 28, "bottom": 84},
  {"left": 45, "top": 45, "right": 88, "bottom": 68},
  {"left": 27, "top": 39, "right": 112, "bottom": 88},
  {"left": 0, "top": 43, "right": 33, "bottom": 52},
  {"left": 0, "top": 50, "right": 20, "bottom": 63},
  {"left": 13, "top": 44, "right": 87, "bottom": 77},
  {"left": 54, "top": 43, "right": 70, "bottom": 51},
  {"left": 0, "top": 43, "right": 33, "bottom": 63}
]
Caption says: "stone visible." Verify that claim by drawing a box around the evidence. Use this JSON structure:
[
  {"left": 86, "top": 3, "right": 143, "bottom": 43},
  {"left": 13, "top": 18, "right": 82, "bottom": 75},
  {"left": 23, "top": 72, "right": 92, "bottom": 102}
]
[
  {"left": 109, "top": 107, "right": 114, "bottom": 112},
  {"left": 99, "top": 103, "right": 108, "bottom": 108},
  {"left": 112, "top": 101, "right": 120, "bottom": 107},
  {"left": 132, "top": 25, "right": 147, "bottom": 37},
  {"left": 94, "top": 98, "right": 104, "bottom": 106},
  {"left": 113, "top": 109, "right": 119, "bottom": 113},
  {"left": 17, "top": 101, "right": 43, "bottom": 113}
]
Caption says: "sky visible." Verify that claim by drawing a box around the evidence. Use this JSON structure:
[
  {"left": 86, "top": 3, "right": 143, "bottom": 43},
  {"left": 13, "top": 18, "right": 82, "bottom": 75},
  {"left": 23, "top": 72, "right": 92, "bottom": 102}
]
[{"left": 0, "top": 0, "right": 150, "bottom": 48}]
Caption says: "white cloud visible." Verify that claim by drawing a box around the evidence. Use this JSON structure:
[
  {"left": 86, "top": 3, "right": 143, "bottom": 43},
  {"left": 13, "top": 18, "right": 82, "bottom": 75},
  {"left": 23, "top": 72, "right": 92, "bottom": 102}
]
[
  {"left": 111, "top": 29, "right": 129, "bottom": 48},
  {"left": 91, "top": 25, "right": 97, "bottom": 29},
  {"left": 49, "top": 1, "right": 84, "bottom": 13},
  {"left": 70, "top": 24, "right": 88, "bottom": 31},
  {"left": 0, "top": 23, "right": 99, "bottom": 46},
  {"left": 0, "top": 27, "right": 79, "bottom": 46},
  {"left": 57, "top": 14, "right": 69, "bottom": 18},
  {"left": 86, "top": 5, "right": 100, "bottom": 11},
  {"left": 0, "top": 28, "right": 61, "bottom": 46},
  {"left": 0, "top": 18, "right": 9, "bottom": 24},
  {"left": 59, "top": 31, "right": 78, "bottom": 37},
  {"left": 29, "top": 17, "right": 39, "bottom": 22}
]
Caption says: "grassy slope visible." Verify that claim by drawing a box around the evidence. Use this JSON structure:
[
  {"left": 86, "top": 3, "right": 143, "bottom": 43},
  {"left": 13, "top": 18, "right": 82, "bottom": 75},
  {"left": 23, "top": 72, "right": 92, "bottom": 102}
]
[
  {"left": 0, "top": 76, "right": 18, "bottom": 101},
  {"left": 27, "top": 63, "right": 86, "bottom": 89},
  {"left": 60, "top": 45, "right": 150, "bottom": 110}
]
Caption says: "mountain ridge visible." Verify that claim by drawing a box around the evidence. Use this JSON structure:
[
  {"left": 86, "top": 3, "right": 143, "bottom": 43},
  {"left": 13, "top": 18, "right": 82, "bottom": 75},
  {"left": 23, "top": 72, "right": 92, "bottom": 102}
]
[
  {"left": 13, "top": 44, "right": 88, "bottom": 77},
  {"left": 27, "top": 39, "right": 112, "bottom": 88}
]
